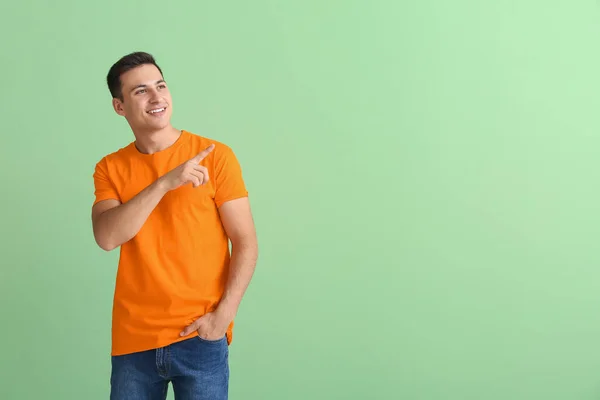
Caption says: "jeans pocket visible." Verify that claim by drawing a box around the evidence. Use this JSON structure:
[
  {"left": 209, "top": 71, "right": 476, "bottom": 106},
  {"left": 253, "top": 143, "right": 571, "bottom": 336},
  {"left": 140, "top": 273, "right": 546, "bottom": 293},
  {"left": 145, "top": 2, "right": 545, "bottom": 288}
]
[{"left": 196, "top": 334, "right": 226, "bottom": 344}]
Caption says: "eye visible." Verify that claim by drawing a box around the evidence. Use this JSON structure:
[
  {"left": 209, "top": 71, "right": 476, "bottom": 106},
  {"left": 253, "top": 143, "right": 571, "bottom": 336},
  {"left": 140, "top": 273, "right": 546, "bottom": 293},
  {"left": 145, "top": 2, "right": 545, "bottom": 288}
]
[
  {"left": 158, "top": 84, "right": 167, "bottom": 89},
  {"left": 136, "top": 89, "right": 146, "bottom": 95}
]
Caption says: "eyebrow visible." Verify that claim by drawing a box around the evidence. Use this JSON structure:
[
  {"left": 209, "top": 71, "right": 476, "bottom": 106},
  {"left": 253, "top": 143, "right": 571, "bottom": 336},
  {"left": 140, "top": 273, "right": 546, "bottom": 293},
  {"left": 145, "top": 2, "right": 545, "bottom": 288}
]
[{"left": 130, "top": 80, "right": 166, "bottom": 93}]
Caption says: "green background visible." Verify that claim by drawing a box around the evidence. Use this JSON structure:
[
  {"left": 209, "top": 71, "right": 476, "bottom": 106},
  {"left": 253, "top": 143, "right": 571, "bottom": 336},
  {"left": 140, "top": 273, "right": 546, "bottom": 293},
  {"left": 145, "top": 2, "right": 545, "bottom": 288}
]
[{"left": 2, "top": 1, "right": 600, "bottom": 399}]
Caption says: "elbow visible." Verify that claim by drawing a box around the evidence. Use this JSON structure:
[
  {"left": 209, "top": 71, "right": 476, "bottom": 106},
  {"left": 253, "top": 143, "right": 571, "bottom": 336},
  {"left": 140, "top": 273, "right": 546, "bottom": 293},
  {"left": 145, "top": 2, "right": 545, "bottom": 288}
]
[
  {"left": 232, "top": 238, "right": 258, "bottom": 261},
  {"left": 93, "top": 231, "right": 118, "bottom": 252},
  {"left": 96, "top": 239, "right": 117, "bottom": 252},
  {"left": 99, "top": 242, "right": 117, "bottom": 252}
]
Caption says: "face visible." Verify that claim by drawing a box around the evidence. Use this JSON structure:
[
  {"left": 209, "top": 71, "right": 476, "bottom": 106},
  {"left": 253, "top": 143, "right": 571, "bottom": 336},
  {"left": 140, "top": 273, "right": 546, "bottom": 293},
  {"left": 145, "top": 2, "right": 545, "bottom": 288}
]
[{"left": 113, "top": 64, "right": 173, "bottom": 132}]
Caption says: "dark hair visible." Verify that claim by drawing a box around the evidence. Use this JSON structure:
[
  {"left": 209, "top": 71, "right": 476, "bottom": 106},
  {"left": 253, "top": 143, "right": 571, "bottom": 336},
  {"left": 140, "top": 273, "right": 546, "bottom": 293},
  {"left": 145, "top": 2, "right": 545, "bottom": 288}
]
[{"left": 106, "top": 51, "right": 163, "bottom": 100}]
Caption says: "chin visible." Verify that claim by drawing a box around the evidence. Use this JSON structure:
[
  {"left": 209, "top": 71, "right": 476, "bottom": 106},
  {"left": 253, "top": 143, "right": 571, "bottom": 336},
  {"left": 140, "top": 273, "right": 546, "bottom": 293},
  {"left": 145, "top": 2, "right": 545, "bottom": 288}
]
[
  {"left": 154, "top": 121, "right": 170, "bottom": 129},
  {"left": 143, "top": 120, "right": 170, "bottom": 131}
]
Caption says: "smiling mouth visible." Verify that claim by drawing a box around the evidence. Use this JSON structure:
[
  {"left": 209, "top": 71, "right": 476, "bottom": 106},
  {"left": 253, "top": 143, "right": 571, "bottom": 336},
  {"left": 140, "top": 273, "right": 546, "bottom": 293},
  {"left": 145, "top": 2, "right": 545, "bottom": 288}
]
[{"left": 147, "top": 107, "right": 167, "bottom": 114}]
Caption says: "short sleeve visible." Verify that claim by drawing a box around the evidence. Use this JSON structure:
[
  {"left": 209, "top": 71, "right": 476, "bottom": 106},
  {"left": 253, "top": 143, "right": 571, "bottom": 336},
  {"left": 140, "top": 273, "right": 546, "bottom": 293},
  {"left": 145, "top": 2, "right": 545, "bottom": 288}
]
[
  {"left": 213, "top": 144, "right": 248, "bottom": 208},
  {"left": 93, "top": 157, "right": 121, "bottom": 205}
]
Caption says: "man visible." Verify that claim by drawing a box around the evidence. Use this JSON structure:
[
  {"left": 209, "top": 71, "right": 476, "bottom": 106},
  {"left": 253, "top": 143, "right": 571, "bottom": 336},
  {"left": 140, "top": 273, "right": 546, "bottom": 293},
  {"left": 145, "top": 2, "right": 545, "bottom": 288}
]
[{"left": 91, "top": 51, "right": 258, "bottom": 400}]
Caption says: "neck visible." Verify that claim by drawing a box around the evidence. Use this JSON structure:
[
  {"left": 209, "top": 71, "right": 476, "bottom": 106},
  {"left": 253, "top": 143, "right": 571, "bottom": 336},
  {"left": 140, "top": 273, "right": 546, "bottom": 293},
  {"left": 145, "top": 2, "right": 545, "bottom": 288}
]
[{"left": 132, "top": 125, "right": 182, "bottom": 154}]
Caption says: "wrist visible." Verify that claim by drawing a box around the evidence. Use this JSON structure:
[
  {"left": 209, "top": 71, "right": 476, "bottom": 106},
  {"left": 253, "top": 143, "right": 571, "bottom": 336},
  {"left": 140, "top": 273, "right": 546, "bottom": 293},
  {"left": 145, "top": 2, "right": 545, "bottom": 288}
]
[
  {"left": 215, "top": 300, "right": 238, "bottom": 321},
  {"left": 154, "top": 177, "right": 170, "bottom": 194}
]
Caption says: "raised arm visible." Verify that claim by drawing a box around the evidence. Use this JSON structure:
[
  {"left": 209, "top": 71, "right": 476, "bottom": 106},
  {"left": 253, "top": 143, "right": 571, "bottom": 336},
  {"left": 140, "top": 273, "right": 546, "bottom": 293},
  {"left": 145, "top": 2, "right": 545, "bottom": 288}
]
[{"left": 92, "top": 144, "right": 215, "bottom": 251}]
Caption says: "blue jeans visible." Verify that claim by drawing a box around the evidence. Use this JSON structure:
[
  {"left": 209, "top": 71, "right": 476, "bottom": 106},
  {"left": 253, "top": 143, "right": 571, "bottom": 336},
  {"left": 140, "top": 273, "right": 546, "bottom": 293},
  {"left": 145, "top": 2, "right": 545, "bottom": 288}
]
[{"left": 110, "top": 335, "right": 229, "bottom": 400}]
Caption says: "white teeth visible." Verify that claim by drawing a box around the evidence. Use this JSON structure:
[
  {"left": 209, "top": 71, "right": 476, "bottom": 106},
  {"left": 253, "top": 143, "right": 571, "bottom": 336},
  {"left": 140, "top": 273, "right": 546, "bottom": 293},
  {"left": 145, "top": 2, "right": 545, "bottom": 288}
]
[{"left": 149, "top": 108, "right": 165, "bottom": 114}]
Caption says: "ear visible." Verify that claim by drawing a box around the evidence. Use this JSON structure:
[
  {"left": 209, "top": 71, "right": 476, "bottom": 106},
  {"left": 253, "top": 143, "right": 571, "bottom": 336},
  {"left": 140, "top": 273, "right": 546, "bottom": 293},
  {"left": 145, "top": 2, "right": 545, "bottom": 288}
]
[{"left": 112, "top": 98, "right": 126, "bottom": 116}]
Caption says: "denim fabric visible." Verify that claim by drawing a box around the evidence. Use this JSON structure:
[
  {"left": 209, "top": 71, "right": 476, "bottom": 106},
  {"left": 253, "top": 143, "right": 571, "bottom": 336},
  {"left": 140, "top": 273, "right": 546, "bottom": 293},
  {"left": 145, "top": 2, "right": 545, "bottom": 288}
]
[{"left": 110, "top": 335, "right": 229, "bottom": 400}]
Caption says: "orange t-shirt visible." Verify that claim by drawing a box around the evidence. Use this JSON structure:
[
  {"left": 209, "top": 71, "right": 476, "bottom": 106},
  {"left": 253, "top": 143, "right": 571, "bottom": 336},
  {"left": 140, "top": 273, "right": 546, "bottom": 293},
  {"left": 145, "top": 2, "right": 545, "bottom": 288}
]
[{"left": 92, "top": 130, "right": 248, "bottom": 356}]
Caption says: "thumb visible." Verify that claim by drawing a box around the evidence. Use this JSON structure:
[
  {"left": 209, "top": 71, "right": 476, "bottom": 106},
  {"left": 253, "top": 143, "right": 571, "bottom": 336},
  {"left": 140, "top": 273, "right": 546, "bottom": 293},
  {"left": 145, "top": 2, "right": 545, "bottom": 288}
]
[
  {"left": 190, "top": 144, "right": 215, "bottom": 163},
  {"left": 180, "top": 317, "right": 205, "bottom": 337}
]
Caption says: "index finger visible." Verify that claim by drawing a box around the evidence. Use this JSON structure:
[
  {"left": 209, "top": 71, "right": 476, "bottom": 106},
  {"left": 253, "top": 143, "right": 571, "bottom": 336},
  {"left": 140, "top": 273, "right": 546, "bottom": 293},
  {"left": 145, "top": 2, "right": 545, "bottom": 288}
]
[{"left": 190, "top": 144, "right": 215, "bottom": 163}]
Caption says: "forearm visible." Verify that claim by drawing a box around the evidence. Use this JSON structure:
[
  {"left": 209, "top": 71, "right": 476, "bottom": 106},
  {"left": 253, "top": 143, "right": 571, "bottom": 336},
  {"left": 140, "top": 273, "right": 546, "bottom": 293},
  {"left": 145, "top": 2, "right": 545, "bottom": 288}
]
[
  {"left": 217, "top": 240, "right": 258, "bottom": 318},
  {"left": 94, "top": 179, "right": 168, "bottom": 251}
]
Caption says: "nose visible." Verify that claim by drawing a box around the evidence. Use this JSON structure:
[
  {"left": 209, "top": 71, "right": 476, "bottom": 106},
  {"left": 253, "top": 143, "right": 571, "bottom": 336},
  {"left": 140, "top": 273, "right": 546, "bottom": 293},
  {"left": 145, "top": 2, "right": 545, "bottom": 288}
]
[{"left": 148, "top": 88, "right": 161, "bottom": 103}]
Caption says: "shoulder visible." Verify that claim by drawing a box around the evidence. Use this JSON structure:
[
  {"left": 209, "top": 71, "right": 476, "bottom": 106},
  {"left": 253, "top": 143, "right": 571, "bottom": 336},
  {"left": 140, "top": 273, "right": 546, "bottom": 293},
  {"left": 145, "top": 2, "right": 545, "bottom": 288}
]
[
  {"left": 185, "top": 130, "right": 231, "bottom": 149},
  {"left": 93, "top": 142, "right": 135, "bottom": 172},
  {"left": 184, "top": 130, "right": 239, "bottom": 160}
]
